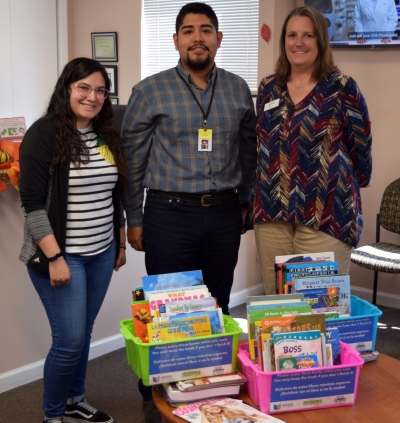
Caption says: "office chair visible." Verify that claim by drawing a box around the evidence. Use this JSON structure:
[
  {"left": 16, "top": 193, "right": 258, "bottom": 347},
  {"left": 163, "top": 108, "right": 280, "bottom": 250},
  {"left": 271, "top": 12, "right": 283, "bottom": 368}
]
[
  {"left": 112, "top": 104, "right": 126, "bottom": 132},
  {"left": 351, "top": 178, "right": 400, "bottom": 305}
]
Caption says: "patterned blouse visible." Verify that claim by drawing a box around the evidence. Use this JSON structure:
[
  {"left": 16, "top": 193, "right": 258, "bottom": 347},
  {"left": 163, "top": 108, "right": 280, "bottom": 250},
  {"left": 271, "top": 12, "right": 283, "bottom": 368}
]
[{"left": 252, "top": 70, "right": 372, "bottom": 247}]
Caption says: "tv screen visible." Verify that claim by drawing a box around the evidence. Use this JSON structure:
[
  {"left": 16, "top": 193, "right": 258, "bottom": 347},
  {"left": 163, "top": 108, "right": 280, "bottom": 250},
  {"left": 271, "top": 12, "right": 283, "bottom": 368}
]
[{"left": 305, "top": 0, "right": 400, "bottom": 48}]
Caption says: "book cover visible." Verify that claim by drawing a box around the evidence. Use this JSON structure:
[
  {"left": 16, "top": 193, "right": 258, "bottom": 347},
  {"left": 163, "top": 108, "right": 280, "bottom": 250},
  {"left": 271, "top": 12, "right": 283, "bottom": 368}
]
[
  {"left": 275, "top": 252, "right": 335, "bottom": 264},
  {"left": 147, "top": 287, "right": 211, "bottom": 316},
  {"left": 176, "top": 373, "right": 246, "bottom": 392},
  {"left": 293, "top": 275, "right": 351, "bottom": 315},
  {"left": 273, "top": 330, "right": 323, "bottom": 368},
  {"left": 155, "top": 309, "right": 225, "bottom": 335},
  {"left": 160, "top": 297, "right": 217, "bottom": 316},
  {"left": 261, "top": 314, "right": 326, "bottom": 336},
  {"left": 246, "top": 293, "right": 304, "bottom": 307},
  {"left": 142, "top": 270, "right": 203, "bottom": 293},
  {"left": 172, "top": 397, "right": 286, "bottom": 423},
  {"left": 159, "top": 383, "right": 240, "bottom": 405},
  {"left": 147, "top": 315, "right": 212, "bottom": 342},
  {"left": 247, "top": 303, "right": 312, "bottom": 363},
  {"left": 283, "top": 261, "right": 339, "bottom": 293},
  {"left": 296, "top": 286, "right": 340, "bottom": 309},
  {"left": 278, "top": 354, "right": 319, "bottom": 370},
  {"left": 131, "top": 301, "right": 151, "bottom": 343}
]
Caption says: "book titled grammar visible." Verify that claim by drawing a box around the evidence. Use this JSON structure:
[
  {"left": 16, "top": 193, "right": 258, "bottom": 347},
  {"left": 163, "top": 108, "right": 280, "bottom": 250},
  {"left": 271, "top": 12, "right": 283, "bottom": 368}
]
[{"left": 147, "top": 315, "right": 212, "bottom": 342}]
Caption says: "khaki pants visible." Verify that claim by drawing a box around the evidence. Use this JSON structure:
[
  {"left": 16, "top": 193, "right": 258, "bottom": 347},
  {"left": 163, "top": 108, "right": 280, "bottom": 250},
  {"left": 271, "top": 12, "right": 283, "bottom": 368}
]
[{"left": 254, "top": 221, "right": 352, "bottom": 295}]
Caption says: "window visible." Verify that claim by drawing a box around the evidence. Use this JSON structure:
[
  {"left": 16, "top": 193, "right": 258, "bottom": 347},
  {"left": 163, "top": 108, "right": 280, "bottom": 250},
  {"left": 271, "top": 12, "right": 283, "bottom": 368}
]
[{"left": 141, "top": 0, "right": 259, "bottom": 92}]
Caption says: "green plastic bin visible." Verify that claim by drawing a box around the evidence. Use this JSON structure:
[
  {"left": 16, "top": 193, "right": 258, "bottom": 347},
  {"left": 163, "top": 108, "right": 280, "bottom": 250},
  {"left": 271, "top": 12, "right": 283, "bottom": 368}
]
[{"left": 120, "top": 314, "right": 241, "bottom": 385}]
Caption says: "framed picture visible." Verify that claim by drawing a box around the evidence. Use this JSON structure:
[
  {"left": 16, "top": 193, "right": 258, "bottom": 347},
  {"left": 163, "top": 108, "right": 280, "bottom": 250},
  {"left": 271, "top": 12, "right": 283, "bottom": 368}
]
[
  {"left": 104, "top": 65, "right": 118, "bottom": 96},
  {"left": 110, "top": 98, "right": 119, "bottom": 105},
  {"left": 91, "top": 32, "right": 118, "bottom": 62}
]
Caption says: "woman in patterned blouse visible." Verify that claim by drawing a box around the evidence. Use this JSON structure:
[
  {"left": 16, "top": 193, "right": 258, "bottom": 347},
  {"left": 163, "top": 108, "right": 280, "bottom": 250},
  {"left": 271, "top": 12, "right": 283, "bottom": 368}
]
[{"left": 252, "top": 6, "right": 372, "bottom": 295}]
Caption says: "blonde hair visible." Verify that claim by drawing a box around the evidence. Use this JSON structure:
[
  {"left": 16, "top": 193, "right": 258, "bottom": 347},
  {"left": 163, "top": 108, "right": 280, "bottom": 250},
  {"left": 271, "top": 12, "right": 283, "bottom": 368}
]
[
  {"left": 199, "top": 404, "right": 259, "bottom": 423},
  {"left": 275, "top": 6, "right": 337, "bottom": 84}
]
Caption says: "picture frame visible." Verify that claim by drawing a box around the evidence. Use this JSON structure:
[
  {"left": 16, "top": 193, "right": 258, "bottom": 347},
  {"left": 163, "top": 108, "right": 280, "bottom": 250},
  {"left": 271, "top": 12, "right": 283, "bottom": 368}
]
[
  {"left": 110, "top": 98, "right": 119, "bottom": 105},
  {"left": 91, "top": 32, "right": 118, "bottom": 62},
  {"left": 104, "top": 65, "right": 118, "bottom": 96}
]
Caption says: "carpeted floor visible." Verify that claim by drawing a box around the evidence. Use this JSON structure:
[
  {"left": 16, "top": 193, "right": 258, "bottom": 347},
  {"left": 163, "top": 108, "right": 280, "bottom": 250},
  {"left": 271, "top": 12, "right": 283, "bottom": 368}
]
[{"left": 0, "top": 303, "right": 399, "bottom": 423}]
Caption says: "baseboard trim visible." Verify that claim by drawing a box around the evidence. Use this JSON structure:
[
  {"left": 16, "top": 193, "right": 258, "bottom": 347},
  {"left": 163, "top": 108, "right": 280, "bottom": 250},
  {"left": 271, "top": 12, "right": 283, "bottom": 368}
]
[
  {"left": 2, "top": 283, "right": 396, "bottom": 394},
  {"left": 351, "top": 286, "right": 400, "bottom": 309},
  {"left": 0, "top": 333, "right": 125, "bottom": 394}
]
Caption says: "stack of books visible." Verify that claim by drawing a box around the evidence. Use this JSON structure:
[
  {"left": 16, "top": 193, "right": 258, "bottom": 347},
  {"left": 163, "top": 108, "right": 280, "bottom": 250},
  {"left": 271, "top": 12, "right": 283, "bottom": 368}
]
[{"left": 156, "top": 373, "right": 246, "bottom": 405}]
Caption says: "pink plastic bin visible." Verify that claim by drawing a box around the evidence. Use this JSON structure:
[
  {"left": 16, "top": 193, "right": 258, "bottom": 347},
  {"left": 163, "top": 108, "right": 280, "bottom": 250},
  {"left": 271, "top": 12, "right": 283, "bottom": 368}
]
[{"left": 237, "top": 342, "right": 363, "bottom": 414}]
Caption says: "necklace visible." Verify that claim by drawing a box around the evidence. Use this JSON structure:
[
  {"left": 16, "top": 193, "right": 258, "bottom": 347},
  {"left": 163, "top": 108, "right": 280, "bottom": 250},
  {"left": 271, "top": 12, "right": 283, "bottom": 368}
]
[{"left": 290, "top": 78, "right": 311, "bottom": 93}]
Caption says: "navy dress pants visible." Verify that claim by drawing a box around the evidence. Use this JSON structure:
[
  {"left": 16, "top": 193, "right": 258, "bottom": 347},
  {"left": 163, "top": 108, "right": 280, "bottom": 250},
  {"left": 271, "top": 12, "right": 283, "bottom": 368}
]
[{"left": 138, "top": 189, "right": 243, "bottom": 401}]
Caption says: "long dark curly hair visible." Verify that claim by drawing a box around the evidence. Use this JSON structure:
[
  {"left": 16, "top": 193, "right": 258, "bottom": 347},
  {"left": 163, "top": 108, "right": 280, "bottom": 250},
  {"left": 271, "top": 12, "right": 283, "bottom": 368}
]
[{"left": 47, "top": 57, "right": 126, "bottom": 179}]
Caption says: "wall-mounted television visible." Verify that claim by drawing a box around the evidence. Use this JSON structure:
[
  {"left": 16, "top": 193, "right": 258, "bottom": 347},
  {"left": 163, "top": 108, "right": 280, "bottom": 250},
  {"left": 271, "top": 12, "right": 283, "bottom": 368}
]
[{"left": 305, "top": 0, "right": 400, "bottom": 48}]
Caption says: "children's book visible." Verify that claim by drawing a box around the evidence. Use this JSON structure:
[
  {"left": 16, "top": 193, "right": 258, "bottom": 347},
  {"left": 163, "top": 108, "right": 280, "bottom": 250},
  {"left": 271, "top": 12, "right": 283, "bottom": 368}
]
[
  {"left": 295, "top": 286, "right": 340, "bottom": 309},
  {"left": 176, "top": 373, "right": 246, "bottom": 392},
  {"left": 261, "top": 314, "right": 326, "bottom": 336},
  {"left": 293, "top": 275, "right": 351, "bottom": 315},
  {"left": 273, "top": 330, "right": 324, "bottom": 368},
  {"left": 326, "top": 327, "right": 341, "bottom": 365},
  {"left": 246, "top": 293, "right": 304, "bottom": 306},
  {"left": 132, "top": 287, "right": 145, "bottom": 301},
  {"left": 147, "top": 287, "right": 211, "bottom": 316},
  {"left": 172, "top": 397, "right": 286, "bottom": 423},
  {"left": 283, "top": 261, "right": 339, "bottom": 294},
  {"left": 147, "top": 315, "right": 212, "bottom": 342},
  {"left": 275, "top": 252, "right": 335, "bottom": 294},
  {"left": 247, "top": 302, "right": 312, "bottom": 363},
  {"left": 154, "top": 309, "right": 225, "bottom": 335},
  {"left": 159, "top": 297, "right": 217, "bottom": 316},
  {"left": 158, "top": 383, "right": 241, "bottom": 405},
  {"left": 142, "top": 270, "right": 203, "bottom": 294},
  {"left": 278, "top": 354, "right": 319, "bottom": 370},
  {"left": 131, "top": 301, "right": 151, "bottom": 343}
]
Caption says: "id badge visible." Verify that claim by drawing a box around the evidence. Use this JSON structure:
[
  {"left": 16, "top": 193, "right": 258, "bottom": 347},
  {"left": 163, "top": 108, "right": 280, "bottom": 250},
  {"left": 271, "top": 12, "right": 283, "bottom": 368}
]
[{"left": 198, "top": 128, "right": 212, "bottom": 151}]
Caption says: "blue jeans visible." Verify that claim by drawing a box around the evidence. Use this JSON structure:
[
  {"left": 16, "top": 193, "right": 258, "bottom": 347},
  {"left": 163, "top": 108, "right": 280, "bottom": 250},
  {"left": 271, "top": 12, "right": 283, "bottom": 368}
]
[
  {"left": 143, "top": 191, "right": 243, "bottom": 314},
  {"left": 28, "top": 239, "right": 116, "bottom": 418}
]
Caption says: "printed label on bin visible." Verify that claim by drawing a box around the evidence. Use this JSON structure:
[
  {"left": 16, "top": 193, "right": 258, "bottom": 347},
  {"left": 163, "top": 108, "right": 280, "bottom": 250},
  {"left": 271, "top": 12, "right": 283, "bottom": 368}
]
[
  {"left": 270, "top": 367, "right": 356, "bottom": 412},
  {"left": 148, "top": 336, "right": 233, "bottom": 385},
  {"left": 326, "top": 317, "right": 374, "bottom": 351}
]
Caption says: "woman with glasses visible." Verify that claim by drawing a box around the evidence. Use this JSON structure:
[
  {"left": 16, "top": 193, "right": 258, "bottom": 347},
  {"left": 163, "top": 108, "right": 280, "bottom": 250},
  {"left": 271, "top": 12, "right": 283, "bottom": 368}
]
[{"left": 19, "top": 57, "right": 127, "bottom": 423}]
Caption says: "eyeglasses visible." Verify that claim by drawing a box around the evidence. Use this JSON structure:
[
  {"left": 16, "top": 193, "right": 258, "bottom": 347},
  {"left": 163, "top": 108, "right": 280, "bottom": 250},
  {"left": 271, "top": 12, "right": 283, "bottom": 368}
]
[{"left": 73, "top": 83, "right": 110, "bottom": 100}]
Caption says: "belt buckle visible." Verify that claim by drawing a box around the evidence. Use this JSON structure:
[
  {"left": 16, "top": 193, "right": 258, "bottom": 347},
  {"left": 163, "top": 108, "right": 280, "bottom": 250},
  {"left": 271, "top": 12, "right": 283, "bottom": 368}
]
[{"left": 201, "top": 194, "right": 214, "bottom": 206}]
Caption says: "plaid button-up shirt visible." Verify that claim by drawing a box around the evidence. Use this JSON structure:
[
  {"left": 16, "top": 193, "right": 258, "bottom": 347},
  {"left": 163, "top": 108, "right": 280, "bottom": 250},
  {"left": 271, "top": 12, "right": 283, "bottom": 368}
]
[{"left": 121, "top": 61, "right": 257, "bottom": 227}]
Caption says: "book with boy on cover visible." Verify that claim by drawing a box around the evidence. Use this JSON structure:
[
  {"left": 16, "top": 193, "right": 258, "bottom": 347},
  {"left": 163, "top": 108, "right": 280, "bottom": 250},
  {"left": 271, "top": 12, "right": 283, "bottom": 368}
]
[
  {"left": 172, "top": 397, "right": 286, "bottom": 423},
  {"left": 293, "top": 275, "right": 351, "bottom": 315},
  {"left": 147, "top": 315, "right": 212, "bottom": 342},
  {"left": 142, "top": 270, "right": 203, "bottom": 294},
  {"left": 157, "top": 382, "right": 241, "bottom": 405},
  {"left": 176, "top": 373, "right": 246, "bottom": 391}
]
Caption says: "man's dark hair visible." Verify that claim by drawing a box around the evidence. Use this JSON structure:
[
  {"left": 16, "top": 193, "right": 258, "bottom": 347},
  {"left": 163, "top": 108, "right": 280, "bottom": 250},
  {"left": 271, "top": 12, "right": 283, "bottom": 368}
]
[{"left": 175, "top": 2, "right": 219, "bottom": 33}]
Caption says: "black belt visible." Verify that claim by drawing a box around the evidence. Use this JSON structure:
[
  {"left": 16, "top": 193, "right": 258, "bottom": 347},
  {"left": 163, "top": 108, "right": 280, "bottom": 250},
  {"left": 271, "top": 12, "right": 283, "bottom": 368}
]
[{"left": 150, "top": 189, "right": 238, "bottom": 206}]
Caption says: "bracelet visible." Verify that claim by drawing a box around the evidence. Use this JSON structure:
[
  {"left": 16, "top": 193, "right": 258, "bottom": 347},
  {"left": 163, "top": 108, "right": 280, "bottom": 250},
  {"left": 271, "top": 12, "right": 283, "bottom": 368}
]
[
  {"left": 47, "top": 252, "right": 63, "bottom": 263},
  {"left": 120, "top": 244, "right": 126, "bottom": 250}
]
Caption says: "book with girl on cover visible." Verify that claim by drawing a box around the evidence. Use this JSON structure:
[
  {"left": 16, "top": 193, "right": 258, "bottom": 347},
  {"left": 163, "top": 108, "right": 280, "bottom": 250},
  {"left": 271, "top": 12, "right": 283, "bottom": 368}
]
[{"left": 172, "top": 397, "right": 286, "bottom": 423}]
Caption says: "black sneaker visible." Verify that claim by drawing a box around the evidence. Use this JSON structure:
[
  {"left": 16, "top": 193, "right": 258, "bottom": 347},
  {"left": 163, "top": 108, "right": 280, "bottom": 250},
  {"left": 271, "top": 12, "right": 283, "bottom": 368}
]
[
  {"left": 63, "top": 398, "right": 113, "bottom": 423},
  {"left": 143, "top": 399, "right": 161, "bottom": 423}
]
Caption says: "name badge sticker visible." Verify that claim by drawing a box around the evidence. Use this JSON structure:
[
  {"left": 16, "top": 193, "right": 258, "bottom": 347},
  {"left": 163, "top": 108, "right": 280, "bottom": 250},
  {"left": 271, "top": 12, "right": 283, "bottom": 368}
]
[{"left": 264, "top": 99, "right": 280, "bottom": 112}]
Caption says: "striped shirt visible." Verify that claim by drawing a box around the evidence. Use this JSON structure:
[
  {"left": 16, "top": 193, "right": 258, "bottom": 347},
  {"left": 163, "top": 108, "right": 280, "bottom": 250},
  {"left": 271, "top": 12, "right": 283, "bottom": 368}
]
[
  {"left": 253, "top": 71, "right": 372, "bottom": 248},
  {"left": 65, "top": 126, "right": 118, "bottom": 255},
  {"left": 121, "top": 61, "right": 257, "bottom": 227}
]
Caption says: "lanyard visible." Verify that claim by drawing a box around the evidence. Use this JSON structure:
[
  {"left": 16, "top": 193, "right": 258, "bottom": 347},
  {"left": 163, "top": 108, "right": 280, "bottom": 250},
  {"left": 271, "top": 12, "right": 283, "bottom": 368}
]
[{"left": 175, "top": 67, "right": 218, "bottom": 130}]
